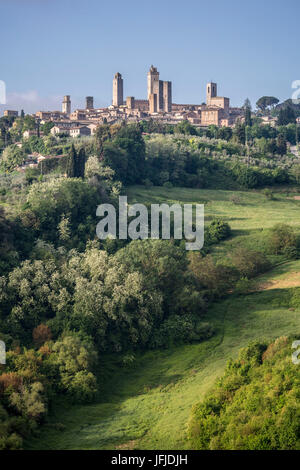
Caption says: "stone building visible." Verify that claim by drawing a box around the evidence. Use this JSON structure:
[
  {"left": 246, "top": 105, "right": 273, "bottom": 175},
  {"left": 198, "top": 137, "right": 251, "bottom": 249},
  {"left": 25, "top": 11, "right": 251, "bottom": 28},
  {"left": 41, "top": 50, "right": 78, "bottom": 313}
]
[
  {"left": 149, "top": 93, "right": 158, "bottom": 114},
  {"left": 206, "top": 82, "right": 217, "bottom": 105},
  {"left": 126, "top": 96, "right": 135, "bottom": 109},
  {"left": 85, "top": 96, "right": 94, "bottom": 110},
  {"left": 206, "top": 82, "right": 230, "bottom": 114},
  {"left": 4, "top": 110, "right": 18, "bottom": 117},
  {"left": 113, "top": 73, "right": 123, "bottom": 107},
  {"left": 147, "top": 66, "right": 172, "bottom": 113},
  {"left": 147, "top": 65, "right": 160, "bottom": 100},
  {"left": 62, "top": 95, "right": 71, "bottom": 115},
  {"left": 69, "top": 126, "right": 91, "bottom": 138},
  {"left": 163, "top": 81, "right": 172, "bottom": 112}
]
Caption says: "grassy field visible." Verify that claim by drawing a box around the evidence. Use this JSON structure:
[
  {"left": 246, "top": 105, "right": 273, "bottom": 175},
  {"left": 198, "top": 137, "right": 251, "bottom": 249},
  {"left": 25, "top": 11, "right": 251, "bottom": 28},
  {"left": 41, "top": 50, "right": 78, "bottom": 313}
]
[
  {"left": 127, "top": 185, "right": 300, "bottom": 258},
  {"left": 25, "top": 186, "right": 300, "bottom": 450}
]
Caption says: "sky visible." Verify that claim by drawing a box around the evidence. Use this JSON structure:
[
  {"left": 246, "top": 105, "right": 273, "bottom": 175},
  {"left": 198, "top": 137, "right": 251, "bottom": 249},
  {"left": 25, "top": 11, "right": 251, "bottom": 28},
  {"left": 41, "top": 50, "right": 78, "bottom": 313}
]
[{"left": 0, "top": 0, "right": 299, "bottom": 113}]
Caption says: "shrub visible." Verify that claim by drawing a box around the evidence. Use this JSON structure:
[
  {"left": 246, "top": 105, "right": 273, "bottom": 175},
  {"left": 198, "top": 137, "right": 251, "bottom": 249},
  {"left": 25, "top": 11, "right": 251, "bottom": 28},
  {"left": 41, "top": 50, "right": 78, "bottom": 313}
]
[
  {"left": 263, "top": 188, "right": 275, "bottom": 200},
  {"left": 229, "top": 247, "right": 271, "bottom": 278},
  {"left": 150, "top": 315, "right": 214, "bottom": 349},
  {"left": 229, "top": 193, "right": 242, "bottom": 205},
  {"left": 266, "top": 224, "right": 299, "bottom": 258},
  {"left": 234, "top": 277, "right": 253, "bottom": 294}
]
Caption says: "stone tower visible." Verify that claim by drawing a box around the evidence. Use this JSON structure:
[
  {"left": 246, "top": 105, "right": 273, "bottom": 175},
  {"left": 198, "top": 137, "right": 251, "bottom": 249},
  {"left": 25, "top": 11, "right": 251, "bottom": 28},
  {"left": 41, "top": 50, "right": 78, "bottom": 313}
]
[
  {"left": 86, "top": 96, "right": 94, "bottom": 110},
  {"left": 147, "top": 65, "right": 159, "bottom": 100},
  {"left": 163, "top": 81, "right": 172, "bottom": 112},
  {"left": 206, "top": 82, "right": 217, "bottom": 105},
  {"left": 126, "top": 96, "right": 135, "bottom": 109},
  {"left": 62, "top": 95, "right": 71, "bottom": 114},
  {"left": 113, "top": 73, "right": 123, "bottom": 107},
  {"left": 149, "top": 93, "right": 158, "bottom": 114}
]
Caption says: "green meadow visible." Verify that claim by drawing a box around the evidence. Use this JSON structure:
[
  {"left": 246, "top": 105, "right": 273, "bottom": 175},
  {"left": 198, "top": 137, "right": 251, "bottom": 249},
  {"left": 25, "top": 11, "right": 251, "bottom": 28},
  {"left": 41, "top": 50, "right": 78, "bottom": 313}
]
[{"left": 26, "top": 186, "right": 300, "bottom": 450}]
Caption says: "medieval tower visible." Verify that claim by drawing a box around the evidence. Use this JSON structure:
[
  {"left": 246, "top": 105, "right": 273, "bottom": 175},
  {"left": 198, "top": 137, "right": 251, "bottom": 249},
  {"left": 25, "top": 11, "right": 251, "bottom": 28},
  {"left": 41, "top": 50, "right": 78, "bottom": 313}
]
[
  {"left": 147, "top": 65, "right": 160, "bottom": 100},
  {"left": 62, "top": 95, "right": 71, "bottom": 114},
  {"left": 206, "top": 82, "right": 217, "bottom": 105},
  {"left": 85, "top": 96, "right": 94, "bottom": 109},
  {"left": 113, "top": 73, "right": 123, "bottom": 107}
]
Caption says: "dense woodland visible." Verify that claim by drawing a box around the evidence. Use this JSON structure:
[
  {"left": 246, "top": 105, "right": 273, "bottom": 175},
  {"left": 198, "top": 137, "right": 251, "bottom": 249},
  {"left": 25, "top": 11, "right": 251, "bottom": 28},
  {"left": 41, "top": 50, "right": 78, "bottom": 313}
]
[{"left": 0, "top": 113, "right": 300, "bottom": 449}]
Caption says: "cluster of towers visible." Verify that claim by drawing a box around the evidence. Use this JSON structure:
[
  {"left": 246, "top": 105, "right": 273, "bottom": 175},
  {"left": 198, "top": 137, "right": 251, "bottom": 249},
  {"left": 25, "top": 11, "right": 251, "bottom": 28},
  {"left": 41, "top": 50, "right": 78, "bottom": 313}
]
[
  {"left": 61, "top": 68, "right": 229, "bottom": 123},
  {"left": 147, "top": 65, "right": 172, "bottom": 113},
  {"left": 112, "top": 66, "right": 172, "bottom": 113},
  {"left": 62, "top": 95, "right": 94, "bottom": 114}
]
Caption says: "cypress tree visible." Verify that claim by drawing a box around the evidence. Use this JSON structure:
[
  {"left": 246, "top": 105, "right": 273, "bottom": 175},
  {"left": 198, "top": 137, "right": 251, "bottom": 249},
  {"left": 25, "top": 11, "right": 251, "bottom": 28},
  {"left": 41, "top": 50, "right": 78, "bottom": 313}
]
[
  {"left": 67, "top": 144, "right": 77, "bottom": 177},
  {"left": 74, "top": 147, "right": 85, "bottom": 177}
]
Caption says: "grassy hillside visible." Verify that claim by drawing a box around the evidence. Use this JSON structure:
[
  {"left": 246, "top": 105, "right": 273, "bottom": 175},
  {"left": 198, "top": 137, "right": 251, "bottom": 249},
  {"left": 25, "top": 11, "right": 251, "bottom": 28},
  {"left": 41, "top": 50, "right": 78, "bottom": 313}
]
[
  {"left": 26, "top": 262, "right": 300, "bottom": 449},
  {"left": 188, "top": 335, "right": 300, "bottom": 450}
]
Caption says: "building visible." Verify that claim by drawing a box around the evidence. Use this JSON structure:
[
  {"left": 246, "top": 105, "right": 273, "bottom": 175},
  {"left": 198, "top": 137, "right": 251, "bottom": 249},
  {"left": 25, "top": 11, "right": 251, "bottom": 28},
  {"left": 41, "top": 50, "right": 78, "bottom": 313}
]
[
  {"left": 36, "top": 110, "right": 65, "bottom": 120},
  {"left": 4, "top": 110, "right": 18, "bottom": 117},
  {"left": 147, "top": 66, "right": 172, "bottom": 113},
  {"left": 62, "top": 95, "right": 71, "bottom": 114},
  {"left": 87, "top": 123, "right": 98, "bottom": 135},
  {"left": 126, "top": 96, "right": 135, "bottom": 109},
  {"left": 86, "top": 96, "right": 94, "bottom": 110},
  {"left": 206, "top": 82, "right": 230, "bottom": 114},
  {"left": 113, "top": 73, "right": 123, "bottom": 107},
  {"left": 23, "top": 130, "right": 44, "bottom": 139},
  {"left": 70, "top": 109, "right": 87, "bottom": 120},
  {"left": 206, "top": 82, "right": 217, "bottom": 105},
  {"left": 147, "top": 65, "right": 160, "bottom": 100},
  {"left": 69, "top": 126, "right": 91, "bottom": 138},
  {"left": 51, "top": 126, "right": 70, "bottom": 136},
  {"left": 201, "top": 107, "right": 223, "bottom": 126},
  {"left": 134, "top": 99, "right": 149, "bottom": 112},
  {"left": 163, "top": 81, "right": 172, "bottom": 112},
  {"left": 149, "top": 93, "right": 158, "bottom": 114}
]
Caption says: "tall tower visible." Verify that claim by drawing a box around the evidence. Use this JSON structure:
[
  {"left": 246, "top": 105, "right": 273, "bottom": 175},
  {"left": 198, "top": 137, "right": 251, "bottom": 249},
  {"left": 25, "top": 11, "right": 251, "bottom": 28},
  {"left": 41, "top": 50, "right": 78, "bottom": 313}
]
[
  {"left": 149, "top": 93, "right": 158, "bottom": 114},
  {"left": 113, "top": 73, "right": 123, "bottom": 107},
  {"left": 62, "top": 95, "right": 71, "bottom": 114},
  {"left": 86, "top": 96, "right": 94, "bottom": 110},
  {"left": 206, "top": 82, "right": 217, "bottom": 105},
  {"left": 147, "top": 65, "right": 159, "bottom": 100},
  {"left": 163, "top": 81, "right": 172, "bottom": 112}
]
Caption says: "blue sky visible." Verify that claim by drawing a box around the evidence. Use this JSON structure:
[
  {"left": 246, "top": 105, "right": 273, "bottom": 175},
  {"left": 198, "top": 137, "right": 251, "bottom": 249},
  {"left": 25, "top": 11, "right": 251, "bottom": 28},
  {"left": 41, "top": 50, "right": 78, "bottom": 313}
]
[{"left": 0, "top": 0, "right": 299, "bottom": 113}]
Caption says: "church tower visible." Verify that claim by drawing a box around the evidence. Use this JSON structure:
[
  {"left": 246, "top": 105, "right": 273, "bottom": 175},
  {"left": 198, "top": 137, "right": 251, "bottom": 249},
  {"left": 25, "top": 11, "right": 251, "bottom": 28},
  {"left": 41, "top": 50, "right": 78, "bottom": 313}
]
[
  {"left": 62, "top": 95, "right": 71, "bottom": 114},
  {"left": 206, "top": 82, "right": 217, "bottom": 105}
]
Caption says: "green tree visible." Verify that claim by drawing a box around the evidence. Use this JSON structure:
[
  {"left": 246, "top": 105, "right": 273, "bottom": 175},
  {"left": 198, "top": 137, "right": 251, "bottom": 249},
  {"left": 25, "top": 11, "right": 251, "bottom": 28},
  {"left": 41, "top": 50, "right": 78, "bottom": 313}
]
[
  {"left": 66, "top": 144, "right": 77, "bottom": 177},
  {"left": 243, "top": 98, "right": 252, "bottom": 126},
  {"left": 0, "top": 145, "right": 25, "bottom": 171},
  {"left": 256, "top": 96, "right": 279, "bottom": 113},
  {"left": 276, "top": 133, "right": 287, "bottom": 155}
]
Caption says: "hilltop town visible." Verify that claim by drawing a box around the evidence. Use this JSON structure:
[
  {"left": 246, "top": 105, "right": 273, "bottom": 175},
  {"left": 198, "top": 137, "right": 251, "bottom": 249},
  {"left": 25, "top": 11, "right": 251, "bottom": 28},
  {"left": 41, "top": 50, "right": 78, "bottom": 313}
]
[{"left": 3, "top": 66, "right": 245, "bottom": 138}]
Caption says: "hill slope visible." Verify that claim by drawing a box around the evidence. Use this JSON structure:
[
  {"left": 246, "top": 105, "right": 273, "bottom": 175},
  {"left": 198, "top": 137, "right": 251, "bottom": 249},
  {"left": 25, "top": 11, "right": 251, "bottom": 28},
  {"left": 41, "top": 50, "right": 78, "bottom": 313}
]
[{"left": 26, "top": 260, "right": 300, "bottom": 450}]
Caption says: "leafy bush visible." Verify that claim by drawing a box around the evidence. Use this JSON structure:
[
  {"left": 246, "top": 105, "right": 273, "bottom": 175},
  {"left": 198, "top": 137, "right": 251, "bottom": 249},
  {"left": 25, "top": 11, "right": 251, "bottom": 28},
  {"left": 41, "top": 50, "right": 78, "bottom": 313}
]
[
  {"left": 266, "top": 224, "right": 299, "bottom": 258},
  {"left": 150, "top": 316, "right": 214, "bottom": 349},
  {"left": 229, "top": 247, "right": 271, "bottom": 278}
]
